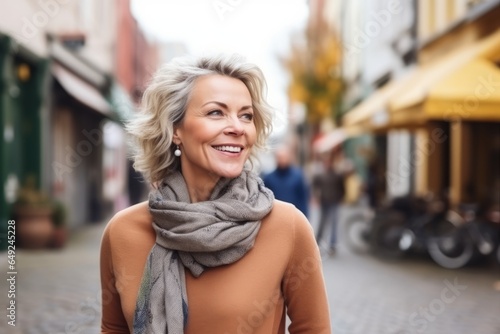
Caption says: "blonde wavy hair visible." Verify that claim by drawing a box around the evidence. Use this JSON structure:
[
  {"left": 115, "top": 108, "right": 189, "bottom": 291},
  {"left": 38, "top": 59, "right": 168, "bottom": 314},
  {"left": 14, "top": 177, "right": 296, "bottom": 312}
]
[{"left": 126, "top": 54, "right": 274, "bottom": 185}]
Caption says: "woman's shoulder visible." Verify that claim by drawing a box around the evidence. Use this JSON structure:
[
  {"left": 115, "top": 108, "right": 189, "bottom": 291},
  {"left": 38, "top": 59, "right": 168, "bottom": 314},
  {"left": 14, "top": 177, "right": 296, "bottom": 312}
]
[
  {"left": 266, "top": 199, "right": 302, "bottom": 218},
  {"left": 262, "top": 200, "right": 313, "bottom": 241},
  {"left": 107, "top": 201, "right": 152, "bottom": 227},
  {"left": 260, "top": 200, "right": 319, "bottom": 272},
  {"left": 103, "top": 201, "right": 155, "bottom": 246}
]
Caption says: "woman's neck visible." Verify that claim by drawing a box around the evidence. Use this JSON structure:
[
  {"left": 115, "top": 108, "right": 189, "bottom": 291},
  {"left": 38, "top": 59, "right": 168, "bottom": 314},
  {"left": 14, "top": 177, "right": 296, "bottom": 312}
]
[{"left": 183, "top": 172, "right": 220, "bottom": 203}]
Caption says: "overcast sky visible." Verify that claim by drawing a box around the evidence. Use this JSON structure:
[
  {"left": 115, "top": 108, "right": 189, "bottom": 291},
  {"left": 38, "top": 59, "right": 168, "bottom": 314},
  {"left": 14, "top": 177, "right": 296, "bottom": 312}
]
[{"left": 130, "top": 0, "right": 309, "bottom": 135}]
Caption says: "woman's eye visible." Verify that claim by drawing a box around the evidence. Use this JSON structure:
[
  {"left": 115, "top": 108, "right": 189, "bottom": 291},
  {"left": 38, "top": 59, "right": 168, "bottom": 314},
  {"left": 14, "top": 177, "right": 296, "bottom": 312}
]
[
  {"left": 241, "top": 113, "right": 254, "bottom": 121},
  {"left": 207, "top": 110, "right": 223, "bottom": 117}
]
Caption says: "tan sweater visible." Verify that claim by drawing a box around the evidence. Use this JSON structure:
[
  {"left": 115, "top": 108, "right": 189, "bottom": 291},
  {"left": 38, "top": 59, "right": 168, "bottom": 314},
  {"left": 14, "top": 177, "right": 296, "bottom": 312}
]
[{"left": 100, "top": 200, "right": 331, "bottom": 333}]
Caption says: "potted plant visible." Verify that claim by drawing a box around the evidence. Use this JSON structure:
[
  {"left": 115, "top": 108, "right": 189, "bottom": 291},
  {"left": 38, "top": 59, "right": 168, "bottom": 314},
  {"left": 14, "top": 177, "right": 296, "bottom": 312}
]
[
  {"left": 13, "top": 176, "right": 55, "bottom": 249},
  {"left": 50, "top": 200, "right": 68, "bottom": 249}
]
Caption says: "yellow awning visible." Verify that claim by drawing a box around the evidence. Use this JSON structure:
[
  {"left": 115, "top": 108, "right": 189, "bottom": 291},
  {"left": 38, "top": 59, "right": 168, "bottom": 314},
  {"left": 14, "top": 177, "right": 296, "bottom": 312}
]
[
  {"left": 342, "top": 30, "right": 500, "bottom": 133},
  {"left": 425, "top": 58, "right": 500, "bottom": 120},
  {"left": 390, "top": 29, "right": 500, "bottom": 122},
  {"left": 342, "top": 72, "right": 415, "bottom": 131}
]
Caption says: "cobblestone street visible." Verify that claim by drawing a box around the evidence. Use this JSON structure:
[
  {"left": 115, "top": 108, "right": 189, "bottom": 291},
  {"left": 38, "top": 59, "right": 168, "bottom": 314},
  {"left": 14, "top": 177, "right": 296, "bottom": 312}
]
[
  {"left": 0, "top": 208, "right": 499, "bottom": 333},
  {"left": 320, "top": 206, "right": 500, "bottom": 334},
  {"left": 0, "top": 223, "right": 105, "bottom": 334},
  {"left": 323, "top": 244, "right": 500, "bottom": 334}
]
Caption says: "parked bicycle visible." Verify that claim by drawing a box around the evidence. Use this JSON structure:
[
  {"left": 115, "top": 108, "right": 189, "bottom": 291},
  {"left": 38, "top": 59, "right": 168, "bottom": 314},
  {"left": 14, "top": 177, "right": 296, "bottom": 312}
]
[
  {"left": 369, "top": 195, "right": 448, "bottom": 260},
  {"left": 489, "top": 206, "right": 500, "bottom": 266},
  {"left": 428, "top": 203, "right": 500, "bottom": 268},
  {"left": 342, "top": 200, "right": 373, "bottom": 253}
]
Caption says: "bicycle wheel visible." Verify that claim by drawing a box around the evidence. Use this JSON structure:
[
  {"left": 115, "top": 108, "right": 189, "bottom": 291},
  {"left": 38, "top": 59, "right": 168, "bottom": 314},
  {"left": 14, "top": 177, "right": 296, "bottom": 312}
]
[
  {"left": 343, "top": 214, "right": 371, "bottom": 253},
  {"left": 427, "top": 219, "right": 475, "bottom": 269},
  {"left": 370, "top": 211, "right": 406, "bottom": 259}
]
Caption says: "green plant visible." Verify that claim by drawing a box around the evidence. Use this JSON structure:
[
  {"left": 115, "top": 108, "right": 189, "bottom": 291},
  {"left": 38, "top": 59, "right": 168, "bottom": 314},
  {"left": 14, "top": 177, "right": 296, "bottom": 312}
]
[
  {"left": 51, "top": 200, "right": 67, "bottom": 228},
  {"left": 14, "top": 175, "right": 52, "bottom": 210},
  {"left": 14, "top": 176, "right": 66, "bottom": 228}
]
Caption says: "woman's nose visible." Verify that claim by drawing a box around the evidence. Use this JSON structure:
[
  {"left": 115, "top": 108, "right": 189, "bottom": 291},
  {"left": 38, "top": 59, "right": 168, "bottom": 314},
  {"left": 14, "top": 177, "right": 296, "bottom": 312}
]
[{"left": 223, "top": 116, "right": 245, "bottom": 136}]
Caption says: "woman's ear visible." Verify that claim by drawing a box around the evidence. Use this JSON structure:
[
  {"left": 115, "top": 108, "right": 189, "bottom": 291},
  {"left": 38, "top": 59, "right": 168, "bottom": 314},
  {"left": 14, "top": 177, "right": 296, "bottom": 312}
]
[{"left": 172, "top": 127, "right": 181, "bottom": 145}]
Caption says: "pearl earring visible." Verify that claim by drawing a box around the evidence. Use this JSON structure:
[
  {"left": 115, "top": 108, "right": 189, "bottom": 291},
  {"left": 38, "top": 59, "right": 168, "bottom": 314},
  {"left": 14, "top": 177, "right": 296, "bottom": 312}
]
[{"left": 174, "top": 145, "right": 181, "bottom": 157}]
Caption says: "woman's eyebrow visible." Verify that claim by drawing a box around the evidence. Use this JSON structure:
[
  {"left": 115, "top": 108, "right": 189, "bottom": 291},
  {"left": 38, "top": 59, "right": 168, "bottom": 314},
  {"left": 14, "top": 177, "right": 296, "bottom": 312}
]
[
  {"left": 240, "top": 105, "right": 253, "bottom": 111},
  {"left": 202, "top": 101, "right": 253, "bottom": 111},
  {"left": 202, "top": 101, "right": 227, "bottom": 108}
]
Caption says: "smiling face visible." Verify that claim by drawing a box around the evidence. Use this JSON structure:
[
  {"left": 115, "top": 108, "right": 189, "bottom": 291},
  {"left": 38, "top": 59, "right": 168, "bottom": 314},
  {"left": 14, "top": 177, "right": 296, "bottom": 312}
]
[{"left": 173, "top": 74, "right": 257, "bottom": 201}]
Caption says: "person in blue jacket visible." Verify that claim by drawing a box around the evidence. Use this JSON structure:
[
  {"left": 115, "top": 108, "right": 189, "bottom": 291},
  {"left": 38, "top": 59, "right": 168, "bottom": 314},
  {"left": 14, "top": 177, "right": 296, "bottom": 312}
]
[{"left": 263, "top": 145, "right": 309, "bottom": 217}]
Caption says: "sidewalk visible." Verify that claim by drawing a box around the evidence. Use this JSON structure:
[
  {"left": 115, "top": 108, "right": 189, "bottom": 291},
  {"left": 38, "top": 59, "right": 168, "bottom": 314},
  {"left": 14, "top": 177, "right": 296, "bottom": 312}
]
[
  {"left": 0, "top": 222, "right": 107, "bottom": 334},
  {"left": 1, "top": 204, "right": 499, "bottom": 334},
  {"left": 313, "top": 203, "right": 500, "bottom": 334}
]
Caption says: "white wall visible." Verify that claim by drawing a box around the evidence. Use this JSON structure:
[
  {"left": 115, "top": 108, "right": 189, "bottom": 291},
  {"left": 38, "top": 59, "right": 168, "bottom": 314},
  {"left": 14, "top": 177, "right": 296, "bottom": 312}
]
[
  {"left": 0, "top": 0, "right": 48, "bottom": 56},
  {"left": 386, "top": 130, "right": 412, "bottom": 198},
  {"left": 0, "top": 0, "right": 116, "bottom": 73},
  {"left": 331, "top": 0, "right": 417, "bottom": 198},
  {"left": 361, "top": 0, "right": 415, "bottom": 86},
  {"left": 339, "top": 0, "right": 364, "bottom": 107}
]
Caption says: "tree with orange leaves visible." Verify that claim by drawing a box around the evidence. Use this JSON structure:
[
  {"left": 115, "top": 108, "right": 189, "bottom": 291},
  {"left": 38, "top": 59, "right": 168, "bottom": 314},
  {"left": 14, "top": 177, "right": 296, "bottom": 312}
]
[{"left": 283, "top": 23, "right": 343, "bottom": 126}]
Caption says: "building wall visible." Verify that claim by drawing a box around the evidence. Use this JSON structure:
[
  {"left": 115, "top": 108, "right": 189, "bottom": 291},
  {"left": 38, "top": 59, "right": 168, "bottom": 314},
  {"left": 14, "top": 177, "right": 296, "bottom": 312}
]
[
  {"left": 418, "top": 0, "right": 477, "bottom": 42},
  {"left": 0, "top": 37, "right": 48, "bottom": 248},
  {"left": 74, "top": 0, "right": 116, "bottom": 74},
  {"left": 113, "top": 0, "right": 161, "bottom": 211},
  {"left": 324, "top": 0, "right": 418, "bottom": 199},
  {"left": 418, "top": 0, "right": 500, "bottom": 63},
  {"left": 0, "top": 0, "right": 116, "bottom": 74},
  {"left": 115, "top": 0, "right": 159, "bottom": 103},
  {"left": 338, "top": 0, "right": 364, "bottom": 109},
  {"left": 116, "top": 0, "right": 135, "bottom": 94},
  {"left": 0, "top": 0, "right": 144, "bottom": 228},
  {"left": 0, "top": 0, "right": 48, "bottom": 57},
  {"left": 133, "top": 27, "right": 159, "bottom": 102},
  {"left": 415, "top": 1, "right": 500, "bottom": 204},
  {"left": 308, "top": 0, "right": 499, "bottom": 204}
]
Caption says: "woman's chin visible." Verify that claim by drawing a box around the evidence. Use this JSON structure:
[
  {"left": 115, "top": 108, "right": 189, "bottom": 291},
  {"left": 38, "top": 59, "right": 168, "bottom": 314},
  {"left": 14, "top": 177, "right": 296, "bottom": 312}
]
[{"left": 213, "top": 165, "right": 245, "bottom": 179}]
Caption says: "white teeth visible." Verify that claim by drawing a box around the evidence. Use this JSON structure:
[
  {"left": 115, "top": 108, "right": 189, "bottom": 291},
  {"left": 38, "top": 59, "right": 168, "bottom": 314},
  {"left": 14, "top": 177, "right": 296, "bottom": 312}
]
[{"left": 214, "top": 145, "right": 242, "bottom": 153}]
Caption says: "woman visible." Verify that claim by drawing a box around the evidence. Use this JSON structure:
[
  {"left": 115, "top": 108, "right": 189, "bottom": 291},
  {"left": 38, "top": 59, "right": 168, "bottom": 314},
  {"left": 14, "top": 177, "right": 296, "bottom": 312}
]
[{"left": 100, "top": 54, "right": 331, "bottom": 334}]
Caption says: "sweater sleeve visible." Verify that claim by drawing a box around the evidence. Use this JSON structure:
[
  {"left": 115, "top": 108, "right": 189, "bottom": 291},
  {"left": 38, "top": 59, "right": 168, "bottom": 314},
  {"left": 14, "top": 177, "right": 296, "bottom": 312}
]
[
  {"left": 100, "top": 224, "right": 130, "bottom": 333},
  {"left": 283, "top": 210, "right": 331, "bottom": 333}
]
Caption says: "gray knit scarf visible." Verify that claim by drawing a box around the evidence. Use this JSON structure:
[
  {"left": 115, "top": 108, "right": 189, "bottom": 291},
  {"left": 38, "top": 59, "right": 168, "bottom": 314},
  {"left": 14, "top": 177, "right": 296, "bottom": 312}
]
[{"left": 133, "top": 168, "right": 274, "bottom": 334}]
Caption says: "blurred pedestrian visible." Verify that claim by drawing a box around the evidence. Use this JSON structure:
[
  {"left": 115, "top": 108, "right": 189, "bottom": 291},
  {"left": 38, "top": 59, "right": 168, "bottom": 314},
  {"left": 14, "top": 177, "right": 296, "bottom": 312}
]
[
  {"left": 343, "top": 160, "right": 362, "bottom": 206},
  {"left": 263, "top": 144, "right": 309, "bottom": 217},
  {"left": 366, "top": 161, "right": 380, "bottom": 209},
  {"left": 313, "top": 154, "right": 345, "bottom": 255},
  {"left": 100, "top": 54, "right": 331, "bottom": 334}
]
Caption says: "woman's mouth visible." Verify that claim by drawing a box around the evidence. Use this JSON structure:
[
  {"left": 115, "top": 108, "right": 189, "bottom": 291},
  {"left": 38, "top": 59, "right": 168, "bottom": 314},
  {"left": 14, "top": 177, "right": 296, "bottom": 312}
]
[{"left": 212, "top": 145, "right": 243, "bottom": 153}]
